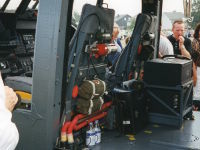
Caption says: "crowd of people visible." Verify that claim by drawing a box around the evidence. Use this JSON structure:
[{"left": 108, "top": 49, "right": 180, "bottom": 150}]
[
  {"left": 192, "top": 23, "right": 200, "bottom": 101},
  {"left": 110, "top": 20, "right": 200, "bottom": 103}
]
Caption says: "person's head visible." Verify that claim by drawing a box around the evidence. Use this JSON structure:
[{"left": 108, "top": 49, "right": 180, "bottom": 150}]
[
  {"left": 172, "top": 20, "right": 185, "bottom": 40},
  {"left": 193, "top": 23, "right": 200, "bottom": 39},
  {"left": 112, "top": 23, "right": 119, "bottom": 40}
]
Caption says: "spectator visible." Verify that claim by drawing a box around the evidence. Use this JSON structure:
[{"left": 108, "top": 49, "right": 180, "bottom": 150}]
[
  {"left": 0, "top": 73, "right": 19, "bottom": 150},
  {"left": 107, "top": 23, "right": 122, "bottom": 66},
  {"left": 159, "top": 34, "right": 174, "bottom": 57},
  {"left": 112, "top": 23, "right": 122, "bottom": 51},
  {"left": 168, "top": 20, "right": 197, "bottom": 88},
  {"left": 189, "top": 30, "right": 194, "bottom": 41},
  {"left": 168, "top": 20, "right": 192, "bottom": 58},
  {"left": 192, "top": 23, "right": 200, "bottom": 101}
]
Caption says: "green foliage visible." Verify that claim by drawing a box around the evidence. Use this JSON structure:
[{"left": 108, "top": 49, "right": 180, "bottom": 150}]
[
  {"left": 189, "top": 0, "right": 200, "bottom": 28},
  {"left": 127, "top": 17, "right": 136, "bottom": 31},
  {"left": 73, "top": 11, "right": 80, "bottom": 25}
]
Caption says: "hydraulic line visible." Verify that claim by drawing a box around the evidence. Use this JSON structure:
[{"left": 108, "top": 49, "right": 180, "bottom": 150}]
[{"left": 61, "top": 101, "right": 112, "bottom": 144}]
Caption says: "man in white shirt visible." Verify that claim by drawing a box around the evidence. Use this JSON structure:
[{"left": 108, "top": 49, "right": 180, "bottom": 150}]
[
  {"left": 159, "top": 34, "right": 174, "bottom": 57},
  {"left": 0, "top": 73, "right": 19, "bottom": 150}
]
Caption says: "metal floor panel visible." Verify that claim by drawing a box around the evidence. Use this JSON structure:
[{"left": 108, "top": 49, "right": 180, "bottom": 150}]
[{"left": 92, "top": 111, "right": 200, "bottom": 150}]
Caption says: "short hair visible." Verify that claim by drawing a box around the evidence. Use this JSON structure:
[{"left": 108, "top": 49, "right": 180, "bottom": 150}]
[
  {"left": 172, "top": 20, "right": 184, "bottom": 27},
  {"left": 194, "top": 23, "right": 200, "bottom": 39}
]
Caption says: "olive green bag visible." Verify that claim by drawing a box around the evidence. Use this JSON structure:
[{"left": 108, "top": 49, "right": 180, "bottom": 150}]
[
  {"left": 76, "top": 79, "right": 106, "bottom": 115},
  {"left": 78, "top": 79, "right": 106, "bottom": 100},
  {"left": 76, "top": 97, "right": 104, "bottom": 115}
]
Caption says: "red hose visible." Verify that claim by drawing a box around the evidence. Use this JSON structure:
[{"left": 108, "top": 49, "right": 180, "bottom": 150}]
[
  {"left": 61, "top": 122, "right": 71, "bottom": 133},
  {"left": 67, "top": 114, "right": 85, "bottom": 144},
  {"left": 67, "top": 101, "right": 112, "bottom": 134},
  {"left": 61, "top": 122, "right": 71, "bottom": 142},
  {"left": 74, "top": 112, "right": 107, "bottom": 131},
  {"left": 101, "top": 101, "right": 112, "bottom": 109},
  {"left": 67, "top": 114, "right": 85, "bottom": 134},
  {"left": 61, "top": 101, "right": 112, "bottom": 143},
  {"left": 67, "top": 112, "right": 108, "bottom": 143}
]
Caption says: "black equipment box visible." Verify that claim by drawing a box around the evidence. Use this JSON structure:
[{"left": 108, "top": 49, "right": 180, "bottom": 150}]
[
  {"left": 113, "top": 88, "right": 148, "bottom": 134},
  {"left": 144, "top": 58, "right": 192, "bottom": 86},
  {"left": 146, "top": 80, "right": 193, "bottom": 128}
]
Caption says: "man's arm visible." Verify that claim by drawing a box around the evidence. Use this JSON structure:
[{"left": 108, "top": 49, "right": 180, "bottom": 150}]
[
  {"left": 0, "top": 74, "right": 19, "bottom": 150},
  {"left": 179, "top": 44, "right": 191, "bottom": 58},
  {"left": 4, "top": 86, "right": 18, "bottom": 112},
  {"left": 179, "top": 36, "right": 191, "bottom": 58}
]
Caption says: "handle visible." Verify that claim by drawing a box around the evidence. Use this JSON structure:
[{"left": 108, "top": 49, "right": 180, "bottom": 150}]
[{"left": 161, "top": 54, "right": 191, "bottom": 60}]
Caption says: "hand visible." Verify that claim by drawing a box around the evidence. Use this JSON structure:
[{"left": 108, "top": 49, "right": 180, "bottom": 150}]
[
  {"left": 4, "top": 86, "right": 18, "bottom": 112},
  {"left": 178, "top": 36, "right": 185, "bottom": 49},
  {"left": 177, "top": 36, "right": 191, "bottom": 59},
  {"left": 158, "top": 52, "right": 163, "bottom": 58}
]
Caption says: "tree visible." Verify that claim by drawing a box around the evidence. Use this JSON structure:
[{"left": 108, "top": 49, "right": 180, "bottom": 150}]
[
  {"left": 127, "top": 17, "right": 136, "bottom": 31},
  {"left": 189, "top": 0, "right": 200, "bottom": 28},
  {"left": 73, "top": 11, "right": 80, "bottom": 25}
]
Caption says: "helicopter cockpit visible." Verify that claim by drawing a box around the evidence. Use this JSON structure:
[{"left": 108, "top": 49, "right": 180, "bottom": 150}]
[
  {"left": 0, "top": 0, "right": 197, "bottom": 150},
  {"left": 0, "top": 0, "right": 38, "bottom": 78}
]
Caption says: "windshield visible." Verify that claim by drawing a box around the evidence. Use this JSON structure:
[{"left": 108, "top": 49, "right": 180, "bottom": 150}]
[
  {"left": 4, "top": 0, "right": 22, "bottom": 13},
  {"left": 28, "top": 0, "right": 39, "bottom": 9},
  {"left": 0, "top": 0, "right": 7, "bottom": 8},
  {"left": 0, "top": 0, "right": 38, "bottom": 13},
  {"left": 72, "top": 0, "right": 141, "bottom": 38}
]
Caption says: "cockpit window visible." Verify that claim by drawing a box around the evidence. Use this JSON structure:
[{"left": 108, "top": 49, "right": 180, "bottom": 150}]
[
  {"left": 28, "top": 0, "right": 35, "bottom": 9},
  {"left": 36, "top": 4, "right": 39, "bottom": 9},
  {"left": 73, "top": 0, "right": 141, "bottom": 37},
  {"left": 0, "top": 0, "right": 38, "bottom": 13},
  {"left": 72, "top": 0, "right": 96, "bottom": 26},
  {"left": 0, "top": 0, "right": 7, "bottom": 8},
  {"left": 28, "top": 0, "right": 39, "bottom": 10},
  {"left": 4, "top": 0, "right": 22, "bottom": 13}
]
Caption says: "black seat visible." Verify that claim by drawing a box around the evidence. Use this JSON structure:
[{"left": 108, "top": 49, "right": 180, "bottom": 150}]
[
  {"left": 65, "top": 4, "right": 115, "bottom": 101},
  {"left": 113, "top": 13, "right": 157, "bottom": 83}
]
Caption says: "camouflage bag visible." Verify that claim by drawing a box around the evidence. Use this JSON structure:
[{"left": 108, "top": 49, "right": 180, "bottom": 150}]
[
  {"left": 78, "top": 80, "right": 95, "bottom": 100},
  {"left": 76, "top": 79, "right": 106, "bottom": 115},
  {"left": 78, "top": 79, "right": 106, "bottom": 100},
  {"left": 76, "top": 98, "right": 93, "bottom": 115},
  {"left": 92, "top": 97, "right": 104, "bottom": 113},
  {"left": 92, "top": 79, "right": 106, "bottom": 99},
  {"left": 76, "top": 97, "right": 104, "bottom": 115}
]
